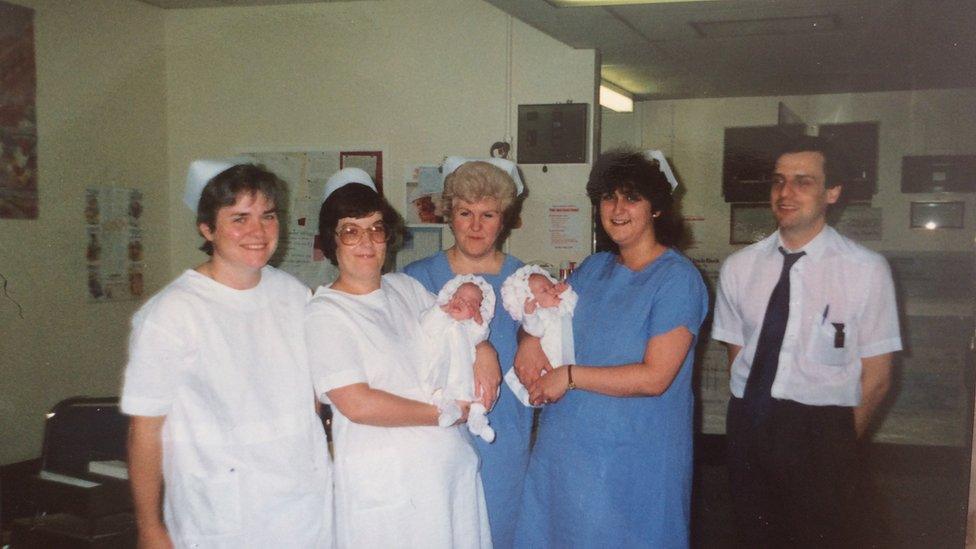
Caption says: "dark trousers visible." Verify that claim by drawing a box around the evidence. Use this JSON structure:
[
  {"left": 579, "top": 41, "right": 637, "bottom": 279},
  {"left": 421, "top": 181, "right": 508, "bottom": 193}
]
[{"left": 726, "top": 396, "right": 858, "bottom": 548}]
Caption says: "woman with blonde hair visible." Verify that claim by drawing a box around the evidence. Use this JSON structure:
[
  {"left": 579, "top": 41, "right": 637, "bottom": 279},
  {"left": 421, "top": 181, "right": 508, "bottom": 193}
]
[{"left": 404, "top": 158, "right": 529, "bottom": 548}]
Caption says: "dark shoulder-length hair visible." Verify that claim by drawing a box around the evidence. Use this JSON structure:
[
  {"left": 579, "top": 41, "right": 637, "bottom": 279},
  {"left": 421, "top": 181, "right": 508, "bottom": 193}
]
[
  {"left": 586, "top": 148, "right": 682, "bottom": 252},
  {"left": 197, "top": 163, "right": 286, "bottom": 255},
  {"left": 317, "top": 183, "right": 405, "bottom": 266}
]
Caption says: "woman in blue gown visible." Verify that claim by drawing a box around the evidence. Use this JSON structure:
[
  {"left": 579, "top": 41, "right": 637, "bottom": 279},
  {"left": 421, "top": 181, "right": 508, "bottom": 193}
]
[
  {"left": 404, "top": 159, "right": 531, "bottom": 549},
  {"left": 514, "top": 150, "right": 708, "bottom": 548}
]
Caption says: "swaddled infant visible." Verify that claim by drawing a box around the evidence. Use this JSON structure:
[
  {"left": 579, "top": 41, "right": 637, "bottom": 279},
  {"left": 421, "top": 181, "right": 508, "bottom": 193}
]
[
  {"left": 419, "top": 274, "right": 496, "bottom": 442},
  {"left": 501, "top": 265, "right": 578, "bottom": 407}
]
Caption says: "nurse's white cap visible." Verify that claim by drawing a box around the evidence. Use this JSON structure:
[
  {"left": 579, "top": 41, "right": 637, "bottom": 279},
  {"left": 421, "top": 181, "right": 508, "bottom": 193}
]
[
  {"left": 642, "top": 149, "right": 679, "bottom": 191},
  {"left": 183, "top": 157, "right": 250, "bottom": 211},
  {"left": 442, "top": 156, "right": 524, "bottom": 196},
  {"left": 322, "top": 167, "right": 377, "bottom": 203}
]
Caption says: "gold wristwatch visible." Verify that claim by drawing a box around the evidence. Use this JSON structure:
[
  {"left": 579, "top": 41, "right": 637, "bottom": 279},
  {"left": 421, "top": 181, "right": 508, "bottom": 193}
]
[{"left": 567, "top": 364, "right": 577, "bottom": 390}]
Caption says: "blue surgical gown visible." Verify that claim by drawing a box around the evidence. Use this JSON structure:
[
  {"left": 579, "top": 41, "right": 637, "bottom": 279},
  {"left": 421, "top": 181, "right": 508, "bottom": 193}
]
[
  {"left": 404, "top": 251, "right": 533, "bottom": 549},
  {"left": 514, "top": 250, "right": 708, "bottom": 549}
]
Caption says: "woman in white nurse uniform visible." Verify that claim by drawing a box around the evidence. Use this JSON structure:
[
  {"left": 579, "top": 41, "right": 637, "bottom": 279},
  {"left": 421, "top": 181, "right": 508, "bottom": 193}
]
[
  {"left": 122, "top": 161, "right": 333, "bottom": 549},
  {"left": 306, "top": 169, "right": 492, "bottom": 549}
]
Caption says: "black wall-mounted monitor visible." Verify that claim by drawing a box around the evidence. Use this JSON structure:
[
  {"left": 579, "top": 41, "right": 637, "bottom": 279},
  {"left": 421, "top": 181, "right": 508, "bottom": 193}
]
[
  {"left": 902, "top": 155, "right": 976, "bottom": 193},
  {"left": 722, "top": 122, "right": 879, "bottom": 202},
  {"left": 517, "top": 103, "right": 588, "bottom": 164},
  {"left": 722, "top": 124, "right": 805, "bottom": 203}
]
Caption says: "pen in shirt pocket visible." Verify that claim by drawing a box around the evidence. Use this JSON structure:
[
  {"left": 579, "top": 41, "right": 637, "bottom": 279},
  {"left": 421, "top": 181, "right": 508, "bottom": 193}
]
[{"left": 821, "top": 304, "right": 830, "bottom": 325}]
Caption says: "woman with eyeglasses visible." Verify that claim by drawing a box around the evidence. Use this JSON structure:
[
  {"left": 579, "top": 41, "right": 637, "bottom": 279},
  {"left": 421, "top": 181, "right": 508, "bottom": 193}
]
[{"left": 306, "top": 168, "right": 492, "bottom": 548}]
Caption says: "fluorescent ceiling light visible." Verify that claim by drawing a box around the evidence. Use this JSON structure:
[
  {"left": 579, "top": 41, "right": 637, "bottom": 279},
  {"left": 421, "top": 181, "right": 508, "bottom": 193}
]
[
  {"left": 600, "top": 83, "right": 633, "bottom": 112},
  {"left": 547, "top": 0, "right": 722, "bottom": 6}
]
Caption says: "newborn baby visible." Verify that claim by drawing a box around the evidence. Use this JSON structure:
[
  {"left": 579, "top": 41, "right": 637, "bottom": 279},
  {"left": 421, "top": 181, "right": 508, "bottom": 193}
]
[
  {"left": 420, "top": 274, "right": 496, "bottom": 442},
  {"left": 501, "top": 265, "right": 578, "bottom": 407}
]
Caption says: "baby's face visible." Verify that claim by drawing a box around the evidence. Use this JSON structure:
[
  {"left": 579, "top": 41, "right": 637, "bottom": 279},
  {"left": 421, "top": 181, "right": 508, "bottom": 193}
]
[
  {"left": 528, "top": 274, "right": 562, "bottom": 309},
  {"left": 444, "top": 282, "right": 484, "bottom": 323}
]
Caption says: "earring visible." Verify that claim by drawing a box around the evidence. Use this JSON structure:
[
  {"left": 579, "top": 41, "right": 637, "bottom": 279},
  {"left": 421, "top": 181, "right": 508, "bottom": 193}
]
[{"left": 652, "top": 212, "right": 661, "bottom": 218}]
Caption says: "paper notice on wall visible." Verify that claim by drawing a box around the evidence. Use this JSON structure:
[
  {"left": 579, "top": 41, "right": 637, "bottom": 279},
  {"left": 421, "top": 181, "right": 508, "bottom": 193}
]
[
  {"left": 85, "top": 186, "right": 144, "bottom": 302},
  {"left": 548, "top": 205, "right": 583, "bottom": 250},
  {"left": 682, "top": 214, "right": 705, "bottom": 249},
  {"left": 245, "top": 151, "right": 345, "bottom": 289}
]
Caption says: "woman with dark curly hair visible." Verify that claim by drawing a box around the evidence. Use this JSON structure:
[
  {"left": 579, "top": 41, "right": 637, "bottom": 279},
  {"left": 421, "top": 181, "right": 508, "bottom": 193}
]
[
  {"left": 306, "top": 168, "right": 491, "bottom": 548},
  {"left": 514, "top": 150, "right": 709, "bottom": 548}
]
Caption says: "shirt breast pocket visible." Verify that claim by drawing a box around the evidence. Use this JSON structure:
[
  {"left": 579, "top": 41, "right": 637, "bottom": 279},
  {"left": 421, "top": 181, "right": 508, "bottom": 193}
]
[{"left": 805, "top": 320, "right": 854, "bottom": 367}]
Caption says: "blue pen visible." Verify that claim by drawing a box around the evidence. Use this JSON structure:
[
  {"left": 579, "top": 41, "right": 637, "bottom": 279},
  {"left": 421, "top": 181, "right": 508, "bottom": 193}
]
[{"left": 821, "top": 304, "right": 830, "bottom": 325}]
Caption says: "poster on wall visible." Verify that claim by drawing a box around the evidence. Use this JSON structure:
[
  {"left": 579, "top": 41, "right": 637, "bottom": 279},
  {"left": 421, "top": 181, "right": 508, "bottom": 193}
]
[
  {"left": 0, "top": 1, "right": 38, "bottom": 219},
  {"left": 548, "top": 205, "right": 584, "bottom": 250},
  {"left": 85, "top": 187, "right": 144, "bottom": 302},
  {"left": 404, "top": 165, "right": 446, "bottom": 224}
]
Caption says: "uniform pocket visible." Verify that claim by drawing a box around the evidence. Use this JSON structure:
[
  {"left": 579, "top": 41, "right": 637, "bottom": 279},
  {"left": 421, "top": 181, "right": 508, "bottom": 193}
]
[
  {"left": 170, "top": 469, "right": 242, "bottom": 538},
  {"left": 805, "top": 320, "right": 853, "bottom": 366}
]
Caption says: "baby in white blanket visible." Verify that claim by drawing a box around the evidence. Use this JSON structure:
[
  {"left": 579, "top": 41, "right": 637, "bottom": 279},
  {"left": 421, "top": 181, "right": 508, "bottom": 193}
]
[
  {"left": 501, "top": 265, "right": 577, "bottom": 407},
  {"left": 419, "top": 274, "right": 496, "bottom": 442}
]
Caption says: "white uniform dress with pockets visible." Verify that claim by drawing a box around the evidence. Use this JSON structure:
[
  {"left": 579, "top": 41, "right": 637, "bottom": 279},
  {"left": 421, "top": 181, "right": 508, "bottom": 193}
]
[
  {"left": 306, "top": 273, "right": 491, "bottom": 549},
  {"left": 121, "top": 267, "right": 334, "bottom": 549}
]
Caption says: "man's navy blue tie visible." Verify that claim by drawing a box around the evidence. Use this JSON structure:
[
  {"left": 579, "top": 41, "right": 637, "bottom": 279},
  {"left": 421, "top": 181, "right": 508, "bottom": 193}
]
[{"left": 742, "top": 247, "right": 805, "bottom": 426}]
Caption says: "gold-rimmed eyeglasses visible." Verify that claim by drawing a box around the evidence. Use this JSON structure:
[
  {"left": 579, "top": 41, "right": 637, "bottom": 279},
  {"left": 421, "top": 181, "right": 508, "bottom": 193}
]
[{"left": 336, "top": 222, "right": 391, "bottom": 246}]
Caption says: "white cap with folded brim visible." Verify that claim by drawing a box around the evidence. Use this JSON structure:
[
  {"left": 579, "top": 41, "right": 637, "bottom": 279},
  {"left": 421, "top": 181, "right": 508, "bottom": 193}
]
[
  {"left": 322, "top": 167, "right": 377, "bottom": 204},
  {"left": 183, "top": 157, "right": 251, "bottom": 212},
  {"left": 643, "top": 150, "right": 679, "bottom": 191},
  {"left": 442, "top": 156, "right": 524, "bottom": 196}
]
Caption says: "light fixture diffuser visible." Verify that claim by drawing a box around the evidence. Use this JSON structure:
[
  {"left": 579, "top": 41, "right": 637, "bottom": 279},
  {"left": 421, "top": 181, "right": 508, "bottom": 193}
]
[{"left": 599, "top": 83, "right": 634, "bottom": 112}]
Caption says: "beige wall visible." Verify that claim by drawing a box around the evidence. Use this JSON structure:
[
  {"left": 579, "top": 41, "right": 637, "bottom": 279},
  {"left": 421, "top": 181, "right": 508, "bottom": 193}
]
[
  {"left": 0, "top": 0, "right": 596, "bottom": 464},
  {"left": 164, "top": 0, "right": 596, "bottom": 274},
  {"left": 603, "top": 89, "right": 976, "bottom": 258},
  {"left": 0, "top": 0, "right": 168, "bottom": 464}
]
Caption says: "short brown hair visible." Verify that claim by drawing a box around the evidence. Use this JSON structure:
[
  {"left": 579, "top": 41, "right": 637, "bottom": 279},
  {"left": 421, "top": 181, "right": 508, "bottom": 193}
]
[
  {"left": 197, "top": 164, "right": 285, "bottom": 255},
  {"left": 317, "top": 184, "right": 404, "bottom": 266}
]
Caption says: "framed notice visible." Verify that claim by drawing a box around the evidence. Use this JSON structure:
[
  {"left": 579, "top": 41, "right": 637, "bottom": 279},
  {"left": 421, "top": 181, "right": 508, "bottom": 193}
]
[
  {"left": 730, "top": 203, "right": 776, "bottom": 244},
  {"left": 910, "top": 201, "right": 965, "bottom": 229}
]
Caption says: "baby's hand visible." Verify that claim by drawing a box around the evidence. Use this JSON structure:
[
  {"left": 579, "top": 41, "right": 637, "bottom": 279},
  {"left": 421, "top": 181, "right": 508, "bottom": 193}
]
[
  {"left": 453, "top": 400, "right": 471, "bottom": 424},
  {"left": 553, "top": 282, "right": 570, "bottom": 295},
  {"left": 524, "top": 297, "right": 538, "bottom": 315}
]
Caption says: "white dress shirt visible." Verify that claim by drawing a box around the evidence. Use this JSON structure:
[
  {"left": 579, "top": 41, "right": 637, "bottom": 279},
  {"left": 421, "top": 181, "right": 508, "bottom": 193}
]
[{"left": 713, "top": 226, "right": 902, "bottom": 407}]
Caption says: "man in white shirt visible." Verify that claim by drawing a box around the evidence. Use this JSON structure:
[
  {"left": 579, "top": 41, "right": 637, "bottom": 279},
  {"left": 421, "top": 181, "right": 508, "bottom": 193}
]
[{"left": 713, "top": 136, "right": 902, "bottom": 547}]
